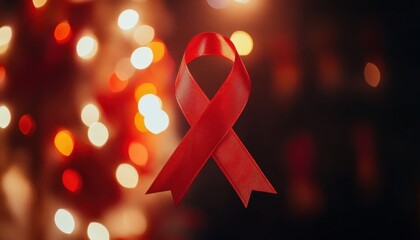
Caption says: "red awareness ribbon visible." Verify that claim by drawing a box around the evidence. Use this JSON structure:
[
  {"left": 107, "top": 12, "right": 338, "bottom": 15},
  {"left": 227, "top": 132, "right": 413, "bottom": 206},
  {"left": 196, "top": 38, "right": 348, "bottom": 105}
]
[{"left": 147, "top": 32, "right": 276, "bottom": 207}]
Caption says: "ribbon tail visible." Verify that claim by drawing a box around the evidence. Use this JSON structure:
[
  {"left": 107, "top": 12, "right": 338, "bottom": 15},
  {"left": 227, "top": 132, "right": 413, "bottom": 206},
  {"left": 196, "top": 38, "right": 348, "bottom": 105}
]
[{"left": 213, "top": 129, "right": 277, "bottom": 207}]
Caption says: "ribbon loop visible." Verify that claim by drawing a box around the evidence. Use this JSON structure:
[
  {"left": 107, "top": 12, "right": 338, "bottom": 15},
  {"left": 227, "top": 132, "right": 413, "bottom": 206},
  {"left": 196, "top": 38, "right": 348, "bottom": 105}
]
[{"left": 147, "top": 32, "right": 276, "bottom": 207}]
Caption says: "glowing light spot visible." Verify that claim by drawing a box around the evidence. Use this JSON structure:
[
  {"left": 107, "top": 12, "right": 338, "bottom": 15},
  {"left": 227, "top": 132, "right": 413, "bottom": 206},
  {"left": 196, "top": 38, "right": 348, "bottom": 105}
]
[
  {"left": 18, "top": 114, "right": 35, "bottom": 136},
  {"left": 76, "top": 36, "right": 98, "bottom": 59},
  {"left": 88, "top": 122, "right": 109, "bottom": 147},
  {"left": 0, "top": 26, "right": 12, "bottom": 46},
  {"left": 135, "top": 83, "right": 157, "bottom": 101},
  {"left": 0, "top": 44, "right": 9, "bottom": 54},
  {"left": 81, "top": 103, "right": 100, "bottom": 127},
  {"left": 138, "top": 94, "right": 162, "bottom": 116},
  {"left": 108, "top": 73, "right": 128, "bottom": 92},
  {"left": 0, "top": 105, "right": 11, "bottom": 129},
  {"left": 62, "top": 168, "right": 82, "bottom": 193},
  {"left": 234, "top": 0, "right": 250, "bottom": 3},
  {"left": 133, "top": 25, "right": 155, "bottom": 45},
  {"left": 116, "top": 163, "right": 139, "bottom": 189},
  {"left": 54, "top": 21, "right": 72, "bottom": 44},
  {"left": 118, "top": 9, "right": 139, "bottom": 30},
  {"left": 88, "top": 222, "right": 109, "bottom": 240},
  {"left": 364, "top": 62, "right": 381, "bottom": 87},
  {"left": 32, "top": 0, "right": 47, "bottom": 8},
  {"left": 134, "top": 112, "right": 147, "bottom": 132},
  {"left": 0, "top": 66, "right": 5, "bottom": 85},
  {"left": 148, "top": 41, "right": 165, "bottom": 62},
  {"left": 144, "top": 110, "right": 169, "bottom": 134},
  {"left": 230, "top": 30, "right": 253, "bottom": 56},
  {"left": 207, "top": 0, "right": 230, "bottom": 9},
  {"left": 54, "top": 130, "right": 74, "bottom": 156},
  {"left": 130, "top": 47, "right": 153, "bottom": 69},
  {"left": 115, "top": 58, "right": 135, "bottom": 81},
  {"left": 104, "top": 206, "right": 147, "bottom": 238},
  {"left": 54, "top": 209, "right": 75, "bottom": 234},
  {"left": 128, "top": 142, "right": 148, "bottom": 166}
]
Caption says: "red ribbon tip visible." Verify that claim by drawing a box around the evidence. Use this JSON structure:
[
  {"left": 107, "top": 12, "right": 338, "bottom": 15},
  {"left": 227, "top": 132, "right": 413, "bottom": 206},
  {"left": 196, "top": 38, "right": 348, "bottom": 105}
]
[{"left": 146, "top": 32, "right": 276, "bottom": 207}]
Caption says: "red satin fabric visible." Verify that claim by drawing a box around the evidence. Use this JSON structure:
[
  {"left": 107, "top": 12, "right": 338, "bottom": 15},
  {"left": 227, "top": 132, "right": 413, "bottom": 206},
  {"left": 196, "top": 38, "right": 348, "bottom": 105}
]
[{"left": 147, "top": 32, "right": 276, "bottom": 207}]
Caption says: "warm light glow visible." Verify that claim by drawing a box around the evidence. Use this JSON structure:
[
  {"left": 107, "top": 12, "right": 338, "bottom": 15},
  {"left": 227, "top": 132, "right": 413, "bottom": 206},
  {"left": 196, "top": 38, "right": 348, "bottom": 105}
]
[
  {"left": 62, "top": 168, "right": 82, "bottom": 193},
  {"left": 144, "top": 110, "right": 169, "bottom": 134},
  {"left": 133, "top": 25, "right": 154, "bottom": 45},
  {"left": 18, "top": 114, "right": 35, "bottom": 136},
  {"left": 54, "top": 21, "right": 72, "bottom": 44},
  {"left": 81, "top": 103, "right": 100, "bottom": 127},
  {"left": 135, "top": 83, "right": 157, "bottom": 101},
  {"left": 115, "top": 58, "right": 135, "bottom": 81},
  {"left": 87, "top": 222, "right": 109, "bottom": 240},
  {"left": 128, "top": 142, "right": 148, "bottom": 166},
  {"left": 118, "top": 9, "right": 139, "bottom": 30},
  {"left": 138, "top": 94, "right": 162, "bottom": 116},
  {"left": 54, "top": 130, "right": 74, "bottom": 156},
  {"left": 108, "top": 73, "right": 128, "bottom": 92},
  {"left": 0, "top": 105, "right": 11, "bottom": 129},
  {"left": 364, "top": 62, "right": 381, "bottom": 87},
  {"left": 0, "top": 26, "right": 12, "bottom": 47},
  {"left": 116, "top": 163, "right": 139, "bottom": 189},
  {"left": 148, "top": 41, "right": 165, "bottom": 62},
  {"left": 54, "top": 209, "right": 75, "bottom": 234},
  {"left": 230, "top": 30, "right": 253, "bottom": 56},
  {"left": 130, "top": 47, "right": 153, "bottom": 69},
  {"left": 207, "top": 0, "right": 230, "bottom": 9},
  {"left": 134, "top": 112, "right": 147, "bottom": 132},
  {"left": 0, "top": 43, "right": 9, "bottom": 54},
  {"left": 104, "top": 206, "right": 147, "bottom": 238},
  {"left": 88, "top": 122, "right": 109, "bottom": 147},
  {"left": 33, "top": 0, "right": 47, "bottom": 8},
  {"left": 234, "top": 0, "right": 250, "bottom": 3},
  {"left": 0, "top": 66, "right": 5, "bottom": 85},
  {"left": 76, "top": 35, "right": 98, "bottom": 59}
]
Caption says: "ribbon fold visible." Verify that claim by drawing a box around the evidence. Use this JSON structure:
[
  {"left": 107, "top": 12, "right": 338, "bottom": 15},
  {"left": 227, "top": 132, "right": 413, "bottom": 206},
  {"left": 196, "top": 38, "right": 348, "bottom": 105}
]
[{"left": 147, "top": 32, "right": 276, "bottom": 207}]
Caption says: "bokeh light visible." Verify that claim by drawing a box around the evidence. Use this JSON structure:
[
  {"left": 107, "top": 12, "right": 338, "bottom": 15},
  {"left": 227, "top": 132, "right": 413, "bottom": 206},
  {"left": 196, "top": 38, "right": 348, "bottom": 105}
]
[
  {"left": 0, "top": 105, "right": 11, "bottom": 129},
  {"left": 54, "top": 21, "right": 72, "bottom": 44},
  {"left": 364, "top": 62, "right": 381, "bottom": 87},
  {"left": 118, "top": 9, "right": 139, "bottom": 30},
  {"left": 54, "top": 130, "right": 74, "bottom": 156},
  {"left": 207, "top": 0, "right": 230, "bottom": 9},
  {"left": 134, "top": 112, "right": 147, "bottom": 133},
  {"left": 144, "top": 110, "right": 169, "bottom": 134},
  {"left": 137, "top": 94, "right": 162, "bottom": 116},
  {"left": 32, "top": 0, "right": 47, "bottom": 8},
  {"left": 81, "top": 103, "right": 100, "bottom": 127},
  {"left": 133, "top": 25, "right": 155, "bottom": 45},
  {"left": 115, "top": 58, "right": 135, "bottom": 81},
  {"left": 88, "top": 122, "right": 109, "bottom": 147},
  {"left": 62, "top": 168, "right": 82, "bottom": 193},
  {"left": 234, "top": 0, "right": 250, "bottom": 3},
  {"left": 230, "top": 30, "right": 253, "bottom": 56},
  {"left": 87, "top": 222, "right": 109, "bottom": 240},
  {"left": 128, "top": 142, "right": 148, "bottom": 166},
  {"left": 54, "top": 209, "right": 75, "bottom": 234},
  {"left": 108, "top": 73, "right": 128, "bottom": 92},
  {"left": 104, "top": 206, "right": 148, "bottom": 238},
  {"left": 116, "top": 163, "right": 139, "bottom": 189},
  {"left": 130, "top": 47, "right": 153, "bottom": 69},
  {"left": 76, "top": 35, "right": 98, "bottom": 59},
  {"left": 0, "top": 26, "right": 12, "bottom": 54},
  {"left": 134, "top": 83, "right": 157, "bottom": 101},
  {"left": 0, "top": 66, "right": 5, "bottom": 85},
  {"left": 18, "top": 114, "right": 35, "bottom": 136},
  {"left": 148, "top": 41, "right": 165, "bottom": 62}
]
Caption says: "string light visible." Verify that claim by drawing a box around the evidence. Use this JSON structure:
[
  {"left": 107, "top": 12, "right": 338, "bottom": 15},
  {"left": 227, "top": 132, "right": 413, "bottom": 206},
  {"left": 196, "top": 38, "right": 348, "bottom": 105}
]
[
  {"left": 32, "top": 0, "right": 47, "bottom": 8},
  {"left": 115, "top": 58, "right": 135, "bottom": 81},
  {"left": 115, "top": 163, "right": 139, "bottom": 189},
  {"left": 148, "top": 41, "right": 165, "bottom": 62},
  {"left": 87, "top": 222, "right": 110, "bottom": 240},
  {"left": 128, "top": 142, "right": 148, "bottom": 166},
  {"left": 88, "top": 122, "right": 109, "bottom": 147},
  {"left": 54, "top": 21, "right": 72, "bottom": 44},
  {"left": 130, "top": 47, "right": 153, "bottom": 69},
  {"left": 133, "top": 25, "right": 155, "bottom": 45},
  {"left": 364, "top": 62, "right": 381, "bottom": 87},
  {"left": 18, "top": 114, "right": 35, "bottom": 136},
  {"left": 81, "top": 103, "right": 100, "bottom": 127},
  {"left": 54, "top": 130, "right": 74, "bottom": 156},
  {"left": 0, "top": 105, "right": 11, "bottom": 129},
  {"left": 144, "top": 110, "right": 169, "bottom": 134},
  {"left": 62, "top": 168, "right": 82, "bottom": 193},
  {"left": 76, "top": 35, "right": 98, "bottom": 60},
  {"left": 230, "top": 30, "right": 253, "bottom": 56},
  {"left": 118, "top": 9, "right": 139, "bottom": 30},
  {"left": 54, "top": 209, "right": 75, "bottom": 234}
]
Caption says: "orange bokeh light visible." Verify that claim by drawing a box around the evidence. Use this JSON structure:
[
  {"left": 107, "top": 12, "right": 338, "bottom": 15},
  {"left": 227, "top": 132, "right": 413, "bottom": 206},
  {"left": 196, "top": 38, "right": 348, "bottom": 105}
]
[
  {"left": 0, "top": 66, "right": 5, "bottom": 85},
  {"left": 364, "top": 62, "right": 381, "bottom": 88},
  {"left": 54, "top": 21, "right": 72, "bottom": 44},
  {"left": 18, "top": 114, "right": 35, "bottom": 136},
  {"left": 134, "top": 83, "right": 157, "bottom": 101},
  {"left": 109, "top": 73, "right": 128, "bottom": 93},
  {"left": 134, "top": 112, "right": 147, "bottom": 132},
  {"left": 54, "top": 130, "right": 74, "bottom": 156},
  {"left": 148, "top": 41, "right": 165, "bottom": 63},
  {"left": 128, "top": 142, "right": 148, "bottom": 166},
  {"left": 62, "top": 168, "right": 82, "bottom": 193}
]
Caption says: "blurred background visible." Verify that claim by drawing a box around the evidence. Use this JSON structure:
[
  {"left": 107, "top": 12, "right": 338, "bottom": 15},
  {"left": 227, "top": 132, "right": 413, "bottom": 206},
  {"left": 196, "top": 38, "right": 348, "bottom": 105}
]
[{"left": 0, "top": 0, "right": 419, "bottom": 239}]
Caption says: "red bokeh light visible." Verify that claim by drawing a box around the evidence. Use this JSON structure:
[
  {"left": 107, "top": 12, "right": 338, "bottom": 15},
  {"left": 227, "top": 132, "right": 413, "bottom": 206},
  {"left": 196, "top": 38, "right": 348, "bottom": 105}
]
[
  {"left": 18, "top": 114, "right": 35, "bottom": 136},
  {"left": 62, "top": 168, "right": 82, "bottom": 193}
]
